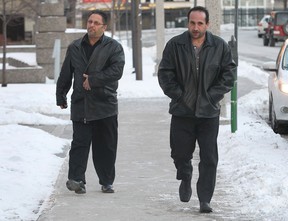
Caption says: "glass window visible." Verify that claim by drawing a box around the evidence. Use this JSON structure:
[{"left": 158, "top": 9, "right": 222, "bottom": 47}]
[
  {"left": 282, "top": 47, "right": 288, "bottom": 70},
  {"left": 276, "top": 13, "right": 288, "bottom": 25}
]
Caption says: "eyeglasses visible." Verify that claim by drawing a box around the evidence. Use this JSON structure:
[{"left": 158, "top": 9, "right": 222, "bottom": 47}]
[{"left": 87, "top": 20, "right": 106, "bottom": 26}]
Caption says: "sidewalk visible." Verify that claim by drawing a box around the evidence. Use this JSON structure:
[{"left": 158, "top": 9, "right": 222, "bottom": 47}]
[{"left": 36, "top": 97, "right": 256, "bottom": 221}]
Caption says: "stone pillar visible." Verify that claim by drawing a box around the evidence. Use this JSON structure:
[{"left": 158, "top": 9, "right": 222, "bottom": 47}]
[
  {"left": 205, "top": 0, "right": 221, "bottom": 36},
  {"left": 35, "top": 1, "right": 85, "bottom": 79},
  {"left": 154, "top": 0, "right": 165, "bottom": 76},
  {"left": 35, "top": 1, "right": 66, "bottom": 79}
]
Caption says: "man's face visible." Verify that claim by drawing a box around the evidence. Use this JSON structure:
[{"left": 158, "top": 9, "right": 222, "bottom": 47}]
[
  {"left": 188, "top": 10, "right": 209, "bottom": 40},
  {"left": 87, "top": 14, "right": 107, "bottom": 39}
]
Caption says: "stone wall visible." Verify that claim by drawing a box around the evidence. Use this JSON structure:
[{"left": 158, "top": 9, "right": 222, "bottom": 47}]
[
  {"left": 0, "top": 1, "right": 85, "bottom": 84},
  {"left": 0, "top": 67, "right": 45, "bottom": 84}
]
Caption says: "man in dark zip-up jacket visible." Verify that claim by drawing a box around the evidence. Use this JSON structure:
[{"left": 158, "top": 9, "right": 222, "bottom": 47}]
[
  {"left": 56, "top": 10, "right": 125, "bottom": 194},
  {"left": 158, "top": 6, "right": 236, "bottom": 213}
]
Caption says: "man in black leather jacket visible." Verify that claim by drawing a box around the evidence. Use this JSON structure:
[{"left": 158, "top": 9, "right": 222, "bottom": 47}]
[
  {"left": 56, "top": 10, "right": 125, "bottom": 194},
  {"left": 158, "top": 6, "right": 236, "bottom": 213}
]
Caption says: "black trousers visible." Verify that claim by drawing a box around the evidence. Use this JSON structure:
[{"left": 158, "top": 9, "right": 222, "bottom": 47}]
[
  {"left": 170, "top": 115, "right": 219, "bottom": 203},
  {"left": 68, "top": 115, "right": 118, "bottom": 186}
]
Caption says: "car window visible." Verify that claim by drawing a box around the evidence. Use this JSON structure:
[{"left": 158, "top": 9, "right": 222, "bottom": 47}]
[
  {"left": 282, "top": 47, "right": 288, "bottom": 70},
  {"left": 276, "top": 13, "right": 288, "bottom": 25},
  {"left": 276, "top": 44, "right": 285, "bottom": 71}
]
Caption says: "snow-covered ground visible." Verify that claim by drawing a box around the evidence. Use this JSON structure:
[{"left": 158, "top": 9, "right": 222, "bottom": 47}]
[{"left": 1, "top": 28, "right": 288, "bottom": 220}]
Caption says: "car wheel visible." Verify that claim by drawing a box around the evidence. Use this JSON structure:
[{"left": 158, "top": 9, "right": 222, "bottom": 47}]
[
  {"left": 269, "top": 95, "right": 272, "bottom": 122},
  {"left": 263, "top": 35, "right": 269, "bottom": 46},
  {"left": 271, "top": 102, "right": 279, "bottom": 133},
  {"left": 283, "top": 21, "right": 288, "bottom": 35}
]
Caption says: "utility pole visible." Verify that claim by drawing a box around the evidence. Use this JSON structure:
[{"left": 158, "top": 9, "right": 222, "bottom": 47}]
[
  {"left": 131, "top": 0, "right": 143, "bottom": 80},
  {"left": 154, "top": 0, "right": 165, "bottom": 76}
]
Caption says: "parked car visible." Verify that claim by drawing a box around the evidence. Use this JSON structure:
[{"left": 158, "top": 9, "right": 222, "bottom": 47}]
[
  {"left": 257, "top": 15, "right": 270, "bottom": 38},
  {"left": 263, "top": 11, "right": 288, "bottom": 47},
  {"left": 263, "top": 39, "right": 288, "bottom": 133}
]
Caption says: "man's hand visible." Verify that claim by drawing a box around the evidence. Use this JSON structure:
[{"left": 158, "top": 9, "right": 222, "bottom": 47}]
[{"left": 83, "top": 74, "right": 91, "bottom": 91}]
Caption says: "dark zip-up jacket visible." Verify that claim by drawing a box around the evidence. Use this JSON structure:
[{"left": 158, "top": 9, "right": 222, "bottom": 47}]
[
  {"left": 56, "top": 34, "right": 125, "bottom": 122},
  {"left": 158, "top": 31, "right": 236, "bottom": 118}
]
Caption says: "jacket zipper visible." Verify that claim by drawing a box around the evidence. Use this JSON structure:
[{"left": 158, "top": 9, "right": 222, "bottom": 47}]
[{"left": 84, "top": 90, "right": 87, "bottom": 124}]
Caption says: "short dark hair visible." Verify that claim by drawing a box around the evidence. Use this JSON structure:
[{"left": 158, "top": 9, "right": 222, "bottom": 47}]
[
  {"left": 87, "top": 10, "right": 108, "bottom": 24},
  {"left": 187, "top": 6, "right": 209, "bottom": 24}
]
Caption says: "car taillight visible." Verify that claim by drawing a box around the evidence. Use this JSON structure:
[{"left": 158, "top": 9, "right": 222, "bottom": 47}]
[
  {"left": 273, "top": 26, "right": 285, "bottom": 35},
  {"left": 278, "top": 80, "right": 288, "bottom": 93}
]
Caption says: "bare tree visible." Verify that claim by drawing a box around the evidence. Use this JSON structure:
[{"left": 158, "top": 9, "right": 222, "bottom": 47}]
[
  {"left": 284, "top": 0, "right": 287, "bottom": 10},
  {"left": 101, "top": 0, "right": 126, "bottom": 38},
  {"left": 0, "top": 0, "right": 37, "bottom": 87}
]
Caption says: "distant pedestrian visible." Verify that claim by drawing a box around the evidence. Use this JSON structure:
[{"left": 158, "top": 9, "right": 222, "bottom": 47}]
[
  {"left": 56, "top": 10, "right": 125, "bottom": 194},
  {"left": 158, "top": 6, "right": 236, "bottom": 213}
]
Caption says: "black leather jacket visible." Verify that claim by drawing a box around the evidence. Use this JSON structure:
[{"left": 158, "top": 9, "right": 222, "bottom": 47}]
[
  {"left": 56, "top": 34, "right": 125, "bottom": 122},
  {"left": 158, "top": 31, "right": 236, "bottom": 118}
]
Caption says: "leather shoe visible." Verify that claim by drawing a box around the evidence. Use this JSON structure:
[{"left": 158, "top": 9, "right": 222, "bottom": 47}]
[
  {"left": 66, "top": 179, "right": 86, "bottom": 194},
  {"left": 179, "top": 180, "right": 192, "bottom": 202},
  {"left": 101, "top": 185, "right": 114, "bottom": 193},
  {"left": 200, "top": 202, "right": 213, "bottom": 213}
]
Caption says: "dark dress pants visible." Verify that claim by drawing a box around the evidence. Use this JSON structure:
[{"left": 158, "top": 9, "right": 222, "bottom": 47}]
[
  {"left": 170, "top": 115, "right": 219, "bottom": 203},
  {"left": 68, "top": 115, "right": 118, "bottom": 186}
]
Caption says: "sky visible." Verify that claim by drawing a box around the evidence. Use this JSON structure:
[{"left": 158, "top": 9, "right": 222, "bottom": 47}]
[{"left": 1, "top": 28, "right": 288, "bottom": 221}]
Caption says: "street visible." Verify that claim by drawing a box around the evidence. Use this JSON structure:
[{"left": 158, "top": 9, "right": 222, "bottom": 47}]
[{"left": 221, "top": 28, "right": 280, "bottom": 67}]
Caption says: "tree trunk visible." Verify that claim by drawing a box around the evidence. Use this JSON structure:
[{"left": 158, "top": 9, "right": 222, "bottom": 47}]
[
  {"left": 68, "top": 0, "right": 76, "bottom": 28},
  {"left": 110, "top": 0, "right": 116, "bottom": 38},
  {"left": 2, "top": 0, "right": 7, "bottom": 87}
]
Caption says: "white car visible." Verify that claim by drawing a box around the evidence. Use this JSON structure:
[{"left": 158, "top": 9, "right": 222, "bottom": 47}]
[
  {"left": 263, "top": 39, "right": 288, "bottom": 133},
  {"left": 257, "top": 15, "right": 270, "bottom": 38}
]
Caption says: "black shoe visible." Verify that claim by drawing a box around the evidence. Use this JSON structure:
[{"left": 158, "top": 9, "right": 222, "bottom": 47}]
[
  {"left": 66, "top": 179, "right": 86, "bottom": 194},
  {"left": 101, "top": 184, "right": 114, "bottom": 193},
  {"left": 200, "top": 202, "right": 213, "bottom": 213},
  {"left": 179, "top": 180, "right": 192, "bottom": 202}
]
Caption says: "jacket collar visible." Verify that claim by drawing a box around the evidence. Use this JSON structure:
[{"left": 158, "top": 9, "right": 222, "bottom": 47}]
[
  {"left": 177, "top": 30, "right": 215, "bottom": 48},
  {"left": 81, "top": 33, "right": 104, "bottom": 46},
  {"left": 74, "top": 33, "right": 111, "bottom": 48}
]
